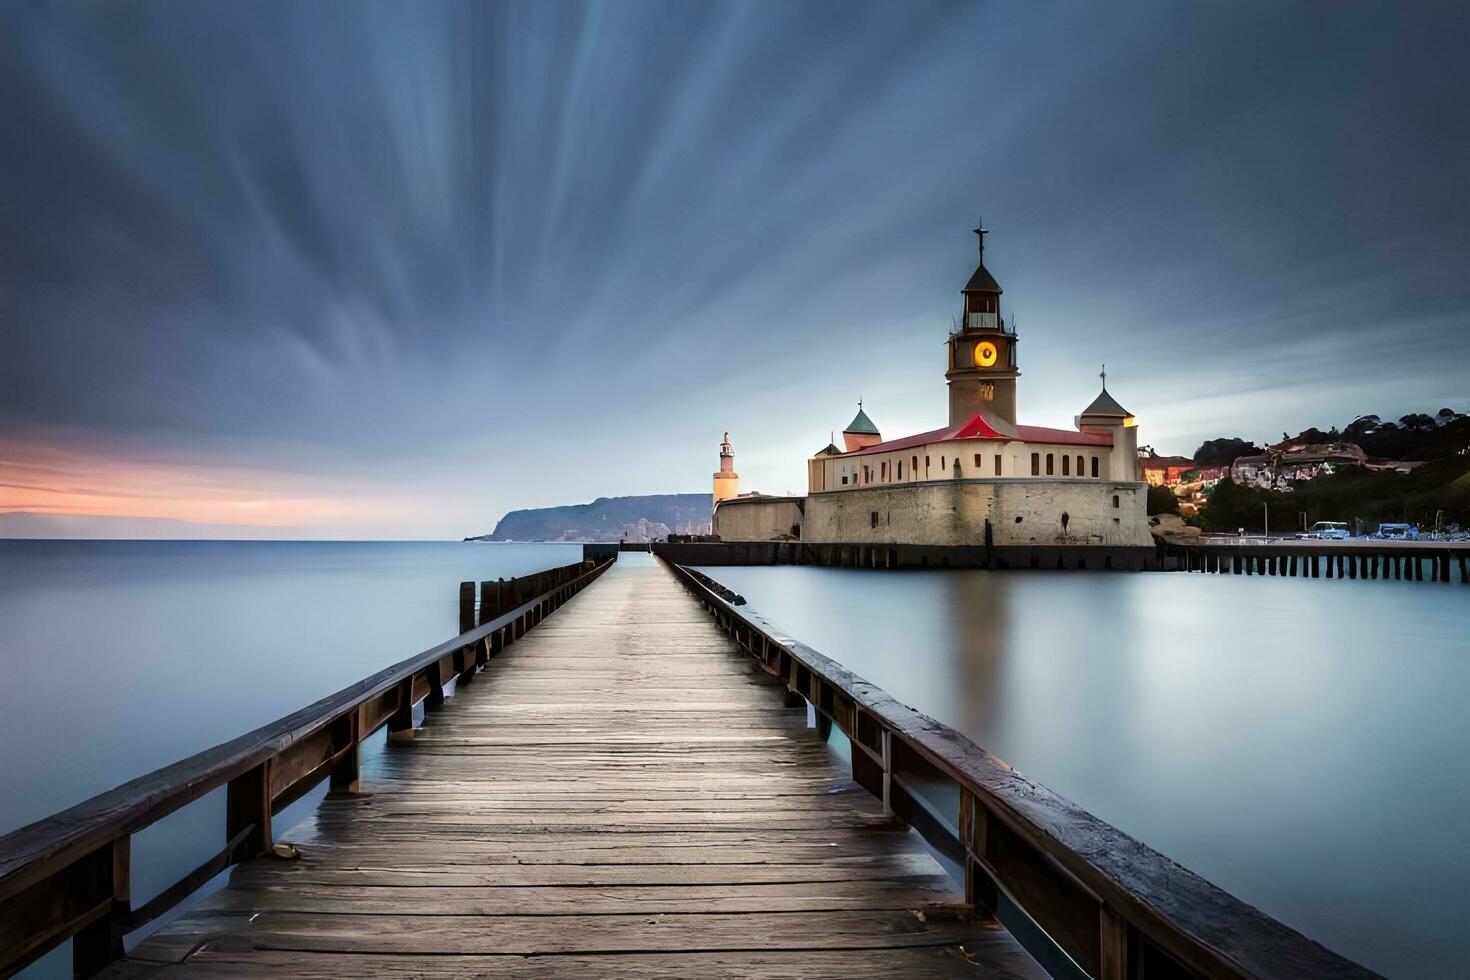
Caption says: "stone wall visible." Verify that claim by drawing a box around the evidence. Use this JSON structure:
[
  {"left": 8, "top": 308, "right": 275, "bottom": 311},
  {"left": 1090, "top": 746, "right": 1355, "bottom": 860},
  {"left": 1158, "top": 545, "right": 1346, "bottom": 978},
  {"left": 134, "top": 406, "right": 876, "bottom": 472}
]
[
  {"left": 712, "top": 496, "right": 805, "bottom": 542},
  {"left": 803, "top": 478, "right": 1152, "bottom": 548}
]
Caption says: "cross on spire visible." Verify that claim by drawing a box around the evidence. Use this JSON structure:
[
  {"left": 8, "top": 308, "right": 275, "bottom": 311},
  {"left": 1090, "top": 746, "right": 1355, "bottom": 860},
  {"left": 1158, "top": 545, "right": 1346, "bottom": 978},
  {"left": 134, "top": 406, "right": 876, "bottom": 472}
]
[
  {"left": 1100, "top": 363, "right": 1107, "bottom": 388},
  {"left": 973, "top": 217, "right": 988, "bottom": 255}
]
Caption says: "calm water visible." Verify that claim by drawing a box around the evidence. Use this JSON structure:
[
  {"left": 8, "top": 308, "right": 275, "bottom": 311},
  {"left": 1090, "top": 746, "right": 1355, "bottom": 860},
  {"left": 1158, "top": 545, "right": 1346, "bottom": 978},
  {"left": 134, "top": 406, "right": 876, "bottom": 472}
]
[
  {"left": 0, "top": 539, "right": 579, "bottom": 977},
  {"left": 694, "top": 564, "right": 1467, "bottom": 978}
]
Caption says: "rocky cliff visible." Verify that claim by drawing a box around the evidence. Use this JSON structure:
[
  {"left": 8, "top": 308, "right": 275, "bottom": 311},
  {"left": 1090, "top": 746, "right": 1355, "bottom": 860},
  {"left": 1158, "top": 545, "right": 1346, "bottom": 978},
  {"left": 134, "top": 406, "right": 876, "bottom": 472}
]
[{"left": 468, "top": 493, "right": 713, "bottom": 542}]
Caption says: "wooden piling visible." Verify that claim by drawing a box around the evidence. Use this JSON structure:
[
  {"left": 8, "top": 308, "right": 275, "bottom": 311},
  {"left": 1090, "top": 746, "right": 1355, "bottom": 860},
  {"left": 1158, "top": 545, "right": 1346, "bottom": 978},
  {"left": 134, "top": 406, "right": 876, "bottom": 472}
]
[{"left": 458, "top": 581, "right": 475, "bottom": 635}]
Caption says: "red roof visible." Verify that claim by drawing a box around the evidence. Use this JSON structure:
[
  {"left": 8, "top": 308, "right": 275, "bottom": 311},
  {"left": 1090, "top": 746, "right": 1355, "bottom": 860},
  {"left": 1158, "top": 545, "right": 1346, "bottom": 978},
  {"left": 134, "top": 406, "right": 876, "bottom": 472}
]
[
  {"left": 844, "top": 415, "right": 1111, "bottom": 456},
  {"left": 1015, "top": 425, "right": 1112, "bottom": 447}
]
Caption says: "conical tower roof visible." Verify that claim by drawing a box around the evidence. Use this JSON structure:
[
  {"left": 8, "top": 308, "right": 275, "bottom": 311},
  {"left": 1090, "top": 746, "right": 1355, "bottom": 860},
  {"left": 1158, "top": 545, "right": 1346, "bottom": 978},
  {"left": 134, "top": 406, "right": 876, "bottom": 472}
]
[
  {"left": 844, "top": 405, "right": 879, "bottom": 435},
  {"left": 962, "top": 222, "right": 1002, "bottom": 294},
  {"left": 1081, "top": 386, "right": 1132, "bottom": 419}
]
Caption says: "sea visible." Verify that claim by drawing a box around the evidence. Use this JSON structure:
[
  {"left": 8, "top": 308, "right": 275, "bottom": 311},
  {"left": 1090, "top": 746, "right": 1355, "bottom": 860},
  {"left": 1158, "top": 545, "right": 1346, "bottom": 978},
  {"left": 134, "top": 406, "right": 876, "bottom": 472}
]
[
  {"left": 0, "top": 540, "right": 1461, "bottom": 977},
  {"left": 693, "top": 562, "right": 1468, "bottom": 978}
]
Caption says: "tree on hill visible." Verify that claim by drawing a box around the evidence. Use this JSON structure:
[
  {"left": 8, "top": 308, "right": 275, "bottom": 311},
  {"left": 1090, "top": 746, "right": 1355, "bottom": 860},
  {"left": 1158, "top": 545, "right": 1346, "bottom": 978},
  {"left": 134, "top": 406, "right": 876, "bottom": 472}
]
[
  {"left": 1147, "top": 484, "right": 1180, "bottom": 516},
  {"left": 1193, "top": 437, "right": 1261, "bottom": 466},
  {"left": 1196, "top": 453, "right": 1470, "bottom": 532}
]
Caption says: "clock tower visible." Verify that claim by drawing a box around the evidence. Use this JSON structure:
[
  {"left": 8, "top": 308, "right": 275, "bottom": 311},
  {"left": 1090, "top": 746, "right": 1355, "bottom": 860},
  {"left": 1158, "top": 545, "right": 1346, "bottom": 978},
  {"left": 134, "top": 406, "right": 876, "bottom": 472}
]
[{"left": 945, "top": 223, "right": 1019, "bottom": 427}]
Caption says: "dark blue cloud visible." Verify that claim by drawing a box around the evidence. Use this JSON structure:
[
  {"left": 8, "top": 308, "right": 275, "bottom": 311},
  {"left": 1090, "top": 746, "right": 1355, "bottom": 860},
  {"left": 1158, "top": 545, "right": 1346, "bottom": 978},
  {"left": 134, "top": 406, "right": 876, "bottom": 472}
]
[{"left": 3, "top": 1, "right": 1467, "bottom": 532}]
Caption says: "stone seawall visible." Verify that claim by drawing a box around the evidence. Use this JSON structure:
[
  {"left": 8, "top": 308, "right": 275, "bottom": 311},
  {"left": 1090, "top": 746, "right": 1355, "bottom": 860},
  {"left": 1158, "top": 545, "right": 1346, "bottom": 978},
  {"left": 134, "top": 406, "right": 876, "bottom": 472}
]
[
  {"left": 802, "top": 478, "right": 1153, "bottom": 548},
  {"left": 654, "top": 540, "right": 1161, "bottom": 571}
]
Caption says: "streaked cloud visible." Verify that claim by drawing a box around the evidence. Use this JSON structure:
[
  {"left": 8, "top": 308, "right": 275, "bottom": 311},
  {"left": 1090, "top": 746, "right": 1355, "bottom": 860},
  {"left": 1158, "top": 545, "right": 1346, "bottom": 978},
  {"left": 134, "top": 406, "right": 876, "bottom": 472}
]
[{"left": 2, "top": 2, "right": 1466, "bottom": 535}]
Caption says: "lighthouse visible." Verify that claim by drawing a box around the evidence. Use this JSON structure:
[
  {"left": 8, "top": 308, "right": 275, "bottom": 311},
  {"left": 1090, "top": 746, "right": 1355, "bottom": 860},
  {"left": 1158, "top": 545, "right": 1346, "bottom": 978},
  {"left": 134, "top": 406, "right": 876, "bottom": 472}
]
[{"left": 713, "top": 432, "right": 739, "bottom": 510}]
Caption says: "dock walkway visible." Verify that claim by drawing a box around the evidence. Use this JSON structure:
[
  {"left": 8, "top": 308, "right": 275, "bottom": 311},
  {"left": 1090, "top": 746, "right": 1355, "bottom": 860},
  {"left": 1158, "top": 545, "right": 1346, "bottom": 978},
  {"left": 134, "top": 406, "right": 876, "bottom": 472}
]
[{"left": 110, "top": 556, "right": 1039, "bottom": 978}]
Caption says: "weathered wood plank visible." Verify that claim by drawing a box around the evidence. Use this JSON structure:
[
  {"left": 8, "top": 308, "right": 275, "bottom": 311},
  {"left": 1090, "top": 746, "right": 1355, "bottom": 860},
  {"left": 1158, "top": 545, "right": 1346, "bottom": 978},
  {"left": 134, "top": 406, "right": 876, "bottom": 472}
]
[
  {"left": 111, "top": 943, "right": 1040, "bottom": 978},
  {"left": 135, "top": 908, "right": 1005, "bottom": 958}
]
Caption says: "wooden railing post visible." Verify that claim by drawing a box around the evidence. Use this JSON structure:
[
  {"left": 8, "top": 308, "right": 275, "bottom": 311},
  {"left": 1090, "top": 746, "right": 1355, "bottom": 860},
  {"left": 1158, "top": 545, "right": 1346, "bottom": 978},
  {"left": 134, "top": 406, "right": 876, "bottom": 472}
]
[
  {"left": 387, "top": 677, "right": 415, "bottom": 742},
  {"left": 959, "top": 788, "right": 996, "bottom": 916},
  {"left": 329, "top": 710, "right": 361, "bottom": 796},
  {"left": 226, "top": 762, "right": 272, "bottom": 861},
  {"left": 71, "top": 837, "right": 129, "bottom": 977},
  {"left": 425, "top": 660, "right": 446, "bottom": 710},
  {"left": 1099, "top": 906, "right": 1130, "bottom": 980}
]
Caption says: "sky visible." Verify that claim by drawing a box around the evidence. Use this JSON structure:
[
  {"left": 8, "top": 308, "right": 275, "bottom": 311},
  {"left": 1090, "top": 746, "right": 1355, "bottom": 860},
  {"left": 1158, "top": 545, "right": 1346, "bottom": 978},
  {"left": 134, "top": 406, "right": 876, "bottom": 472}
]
[{"left": 3, "top": 1, "right": 1468, "bottom": 538}]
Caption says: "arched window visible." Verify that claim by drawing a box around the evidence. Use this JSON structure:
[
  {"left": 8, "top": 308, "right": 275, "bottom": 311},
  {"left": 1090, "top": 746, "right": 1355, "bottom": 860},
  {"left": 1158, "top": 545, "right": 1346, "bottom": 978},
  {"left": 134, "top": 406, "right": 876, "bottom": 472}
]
[
  {"left": 1112, "top": 494, "right": 1120, "bottom": 508},
  {"left": 941, "top": 456, "right": 946, "bottom": 471},
  {"left": 898, "top": 460, "right": 904, "bottom": 480},
  {"left": 1062, "top": 455, "right": 1070, "bottom": 476},
  {"left": 912, "top": 455, "right": 919, "bottom": 476},
  {"left": 1077, "top": 455, "right": 1084, "bottom": 476},
  {"left": 1046, "top": 453, "right": 1055, "bottom": 475},
  {"left": 974, "top": 453, "right": 982, "bottom": 468},
  {"left": 1030, "top": 453, "right": 1040, "bottom": 476},
  {"left": 1091, "top": 456, "right": 1099, "bottom": 478},
  {"left": 994, "top": 454, "right": 1003, "bottom": 475}
]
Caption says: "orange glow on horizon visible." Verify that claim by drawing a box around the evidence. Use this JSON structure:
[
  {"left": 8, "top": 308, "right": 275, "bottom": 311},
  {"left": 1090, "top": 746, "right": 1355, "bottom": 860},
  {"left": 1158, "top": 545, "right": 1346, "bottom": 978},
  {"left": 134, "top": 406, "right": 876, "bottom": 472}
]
[{"left": 0, "top": 440, "right": 392, "bottom": 528}]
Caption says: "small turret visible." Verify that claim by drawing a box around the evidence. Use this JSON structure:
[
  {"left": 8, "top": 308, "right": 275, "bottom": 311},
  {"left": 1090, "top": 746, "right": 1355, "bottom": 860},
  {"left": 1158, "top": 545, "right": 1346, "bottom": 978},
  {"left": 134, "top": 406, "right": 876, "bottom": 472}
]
[
  {"left": 1076, "top": 366, "right": 1140, "bottom": 480},
  {"left": 842, "top": 402, "right": 881, "bottom": 452}
]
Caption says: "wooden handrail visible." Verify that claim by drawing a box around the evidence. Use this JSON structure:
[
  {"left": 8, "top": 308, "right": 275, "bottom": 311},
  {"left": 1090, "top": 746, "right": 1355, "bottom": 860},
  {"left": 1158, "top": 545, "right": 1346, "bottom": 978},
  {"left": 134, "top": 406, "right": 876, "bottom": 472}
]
[
  {"left": 0, "top": 555, "right": 614, "bottom": 977},
  {"left": 665, "top": 560, "right": 1379, "bottom": 980}
]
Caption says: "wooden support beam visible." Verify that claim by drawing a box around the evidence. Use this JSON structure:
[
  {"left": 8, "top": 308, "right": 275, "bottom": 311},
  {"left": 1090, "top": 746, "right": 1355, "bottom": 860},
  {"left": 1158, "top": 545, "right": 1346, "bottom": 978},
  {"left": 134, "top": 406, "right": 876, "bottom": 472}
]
[
  {"left": 226, "top": 762, "right": 272, "bottom": 861},
  {"left": 329, "top": 709, "right": 361, "bottom": 796},
  {"left": 71, "top": 837, "right": 129, "bottom": 978},
  {"left": 386, "top": 677, "right": 414, "bottom": 741},
  {"left": 1099, "top": 906, "right": 1129, "bottom": 980},
  {"left": 425, "top": 659, "right": 446, "bottom": 710}
]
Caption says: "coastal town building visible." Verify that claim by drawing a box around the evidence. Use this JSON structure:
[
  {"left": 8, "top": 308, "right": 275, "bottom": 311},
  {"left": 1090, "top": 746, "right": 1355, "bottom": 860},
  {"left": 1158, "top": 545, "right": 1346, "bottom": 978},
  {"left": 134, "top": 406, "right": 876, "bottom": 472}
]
[
  {"left": 714, "top": 226, "right": 1153, "bottom": 549},
  {"left": 1231, "top": 442, "right": 1367, "bottom": 490}
]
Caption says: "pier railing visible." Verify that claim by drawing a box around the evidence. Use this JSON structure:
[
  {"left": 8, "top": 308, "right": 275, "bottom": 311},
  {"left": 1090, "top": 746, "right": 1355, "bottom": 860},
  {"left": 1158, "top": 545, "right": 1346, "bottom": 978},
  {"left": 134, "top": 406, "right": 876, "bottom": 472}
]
[
  {"left": 665, "top": 560, "right": 1378, "bottom": 980},
  {"left": 0, "top": 555, "right": 614, "bottom": 977}
]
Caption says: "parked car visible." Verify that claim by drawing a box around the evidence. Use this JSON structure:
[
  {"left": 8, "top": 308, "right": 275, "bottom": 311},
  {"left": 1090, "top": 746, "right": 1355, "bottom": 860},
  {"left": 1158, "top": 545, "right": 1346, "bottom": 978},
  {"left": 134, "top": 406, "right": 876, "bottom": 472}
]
[
  {"left": 1374, "top": 522, "right": 1420, "bottom": 540},
  {"left": 1307, "top": 521, "right": 1351, "bottom": 540}
]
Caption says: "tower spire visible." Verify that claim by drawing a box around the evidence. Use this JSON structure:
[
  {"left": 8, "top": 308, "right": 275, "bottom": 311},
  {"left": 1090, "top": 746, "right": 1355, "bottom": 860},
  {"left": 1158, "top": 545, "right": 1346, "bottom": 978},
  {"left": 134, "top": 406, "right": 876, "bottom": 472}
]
[{"left": 1100, "top": 363, "right": 1107, "bottom": 388}]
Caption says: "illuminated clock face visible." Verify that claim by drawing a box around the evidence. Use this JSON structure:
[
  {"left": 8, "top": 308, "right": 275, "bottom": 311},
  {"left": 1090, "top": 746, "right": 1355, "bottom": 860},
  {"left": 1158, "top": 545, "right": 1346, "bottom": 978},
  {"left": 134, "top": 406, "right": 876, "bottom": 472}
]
[{"left": 974, "top": 341, "right": 998, "bottom": 367}]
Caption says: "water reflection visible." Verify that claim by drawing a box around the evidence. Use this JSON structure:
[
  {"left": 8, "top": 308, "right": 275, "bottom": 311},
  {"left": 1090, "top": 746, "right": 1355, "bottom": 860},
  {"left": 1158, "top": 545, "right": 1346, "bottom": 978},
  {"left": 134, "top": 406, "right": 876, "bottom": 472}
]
[{"left": 697, "top": 564, "right": 1468, "bottom": 978}]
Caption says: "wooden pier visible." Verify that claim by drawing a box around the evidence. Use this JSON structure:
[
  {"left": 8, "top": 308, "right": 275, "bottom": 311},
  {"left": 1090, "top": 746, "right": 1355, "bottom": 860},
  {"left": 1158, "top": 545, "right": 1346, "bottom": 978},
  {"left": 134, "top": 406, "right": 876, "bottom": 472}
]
[
  {"left": 1173, "top": 540, "right": 1470, "bottom": 583},
  {"left": 101, "top": 558, "right": 1037, "bottom": 977},
  {"left": 1, "top": 552, "right": 1379, "bottom": 978}
]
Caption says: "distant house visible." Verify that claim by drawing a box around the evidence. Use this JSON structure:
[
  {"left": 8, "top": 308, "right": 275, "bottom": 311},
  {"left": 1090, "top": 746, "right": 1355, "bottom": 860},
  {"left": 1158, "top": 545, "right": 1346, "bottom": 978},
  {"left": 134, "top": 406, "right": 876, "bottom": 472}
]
[
  {"left": 1139, "top": 455, "right": 1199, "bottom": 488},
  {"left": 1231, "top": 442, "right": 1366, "bottom": 489}
]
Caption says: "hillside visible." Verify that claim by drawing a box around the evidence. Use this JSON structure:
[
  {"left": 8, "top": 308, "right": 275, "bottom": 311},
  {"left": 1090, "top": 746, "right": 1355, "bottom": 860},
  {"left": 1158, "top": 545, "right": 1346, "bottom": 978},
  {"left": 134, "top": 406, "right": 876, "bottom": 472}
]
[{"left": 469, "top": 493, "right": 713, "bottom": 542}]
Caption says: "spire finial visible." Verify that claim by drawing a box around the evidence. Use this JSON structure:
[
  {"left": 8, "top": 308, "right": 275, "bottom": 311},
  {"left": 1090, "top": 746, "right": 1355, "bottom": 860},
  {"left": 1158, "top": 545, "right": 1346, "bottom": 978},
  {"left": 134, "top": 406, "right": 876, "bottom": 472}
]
[
  {"left": 973, "top": 217, "right": 988, "bottom": 256},
  {"left": 1100, "top": 363, "right": 1107, "bottom": 388}
]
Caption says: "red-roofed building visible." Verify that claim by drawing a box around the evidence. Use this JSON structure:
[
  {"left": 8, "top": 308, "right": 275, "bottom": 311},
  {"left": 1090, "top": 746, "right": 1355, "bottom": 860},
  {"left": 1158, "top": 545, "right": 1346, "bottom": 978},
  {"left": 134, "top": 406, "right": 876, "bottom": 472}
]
[{"left": 717, "top": 224, "right": 1153, "bottom": 548}]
